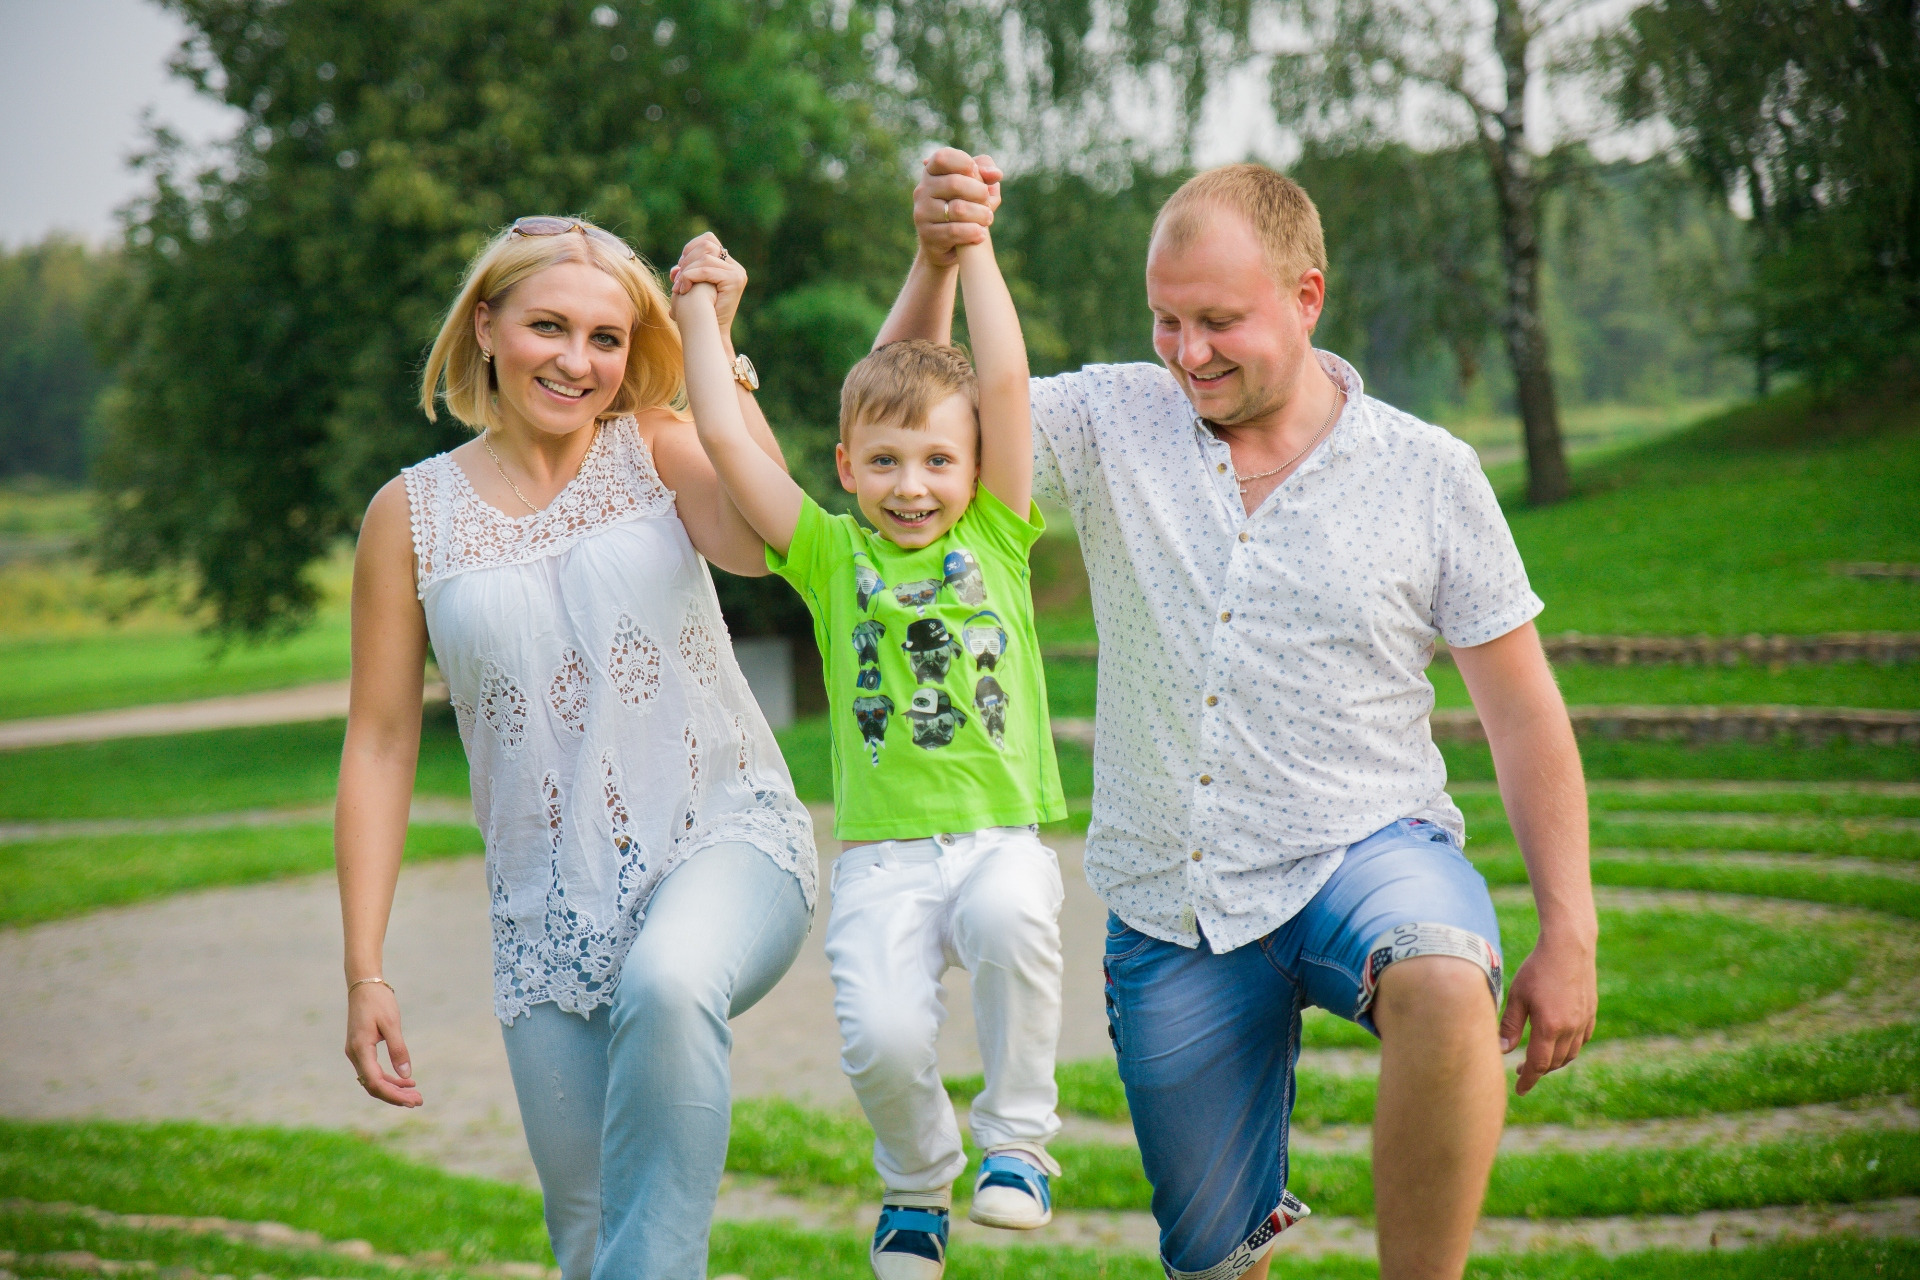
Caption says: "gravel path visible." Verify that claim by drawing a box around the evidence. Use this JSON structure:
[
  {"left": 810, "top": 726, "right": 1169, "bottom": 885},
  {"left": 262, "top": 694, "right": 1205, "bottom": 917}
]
[{"left": 0, "top": 812, "right": 1112, "bottom": 1186}]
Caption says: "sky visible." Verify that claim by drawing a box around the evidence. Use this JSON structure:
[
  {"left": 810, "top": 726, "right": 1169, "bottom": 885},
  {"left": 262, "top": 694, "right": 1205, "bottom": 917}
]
[{"left": 1, "top": 0, "right": 241, "bottom": 247}]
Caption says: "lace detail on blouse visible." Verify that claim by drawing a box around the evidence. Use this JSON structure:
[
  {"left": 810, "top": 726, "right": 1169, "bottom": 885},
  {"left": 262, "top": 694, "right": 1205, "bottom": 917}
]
[
  {"left": 403, "top": 418, "right": 817, "bottom": 1025},
  {"left": 408, "top": 416, "right": 678, "bottom": 596}
]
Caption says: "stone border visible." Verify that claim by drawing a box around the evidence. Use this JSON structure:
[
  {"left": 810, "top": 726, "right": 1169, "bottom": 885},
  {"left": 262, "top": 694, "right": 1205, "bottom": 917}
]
[{"left": 1834, "top": 562, "right": 1920, "bottom": 581}]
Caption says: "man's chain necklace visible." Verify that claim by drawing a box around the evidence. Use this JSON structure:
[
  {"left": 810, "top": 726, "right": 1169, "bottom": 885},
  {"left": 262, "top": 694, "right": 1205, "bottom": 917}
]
[{"left": 1231, "top": 388, "right": 1345, "bottom": 493}]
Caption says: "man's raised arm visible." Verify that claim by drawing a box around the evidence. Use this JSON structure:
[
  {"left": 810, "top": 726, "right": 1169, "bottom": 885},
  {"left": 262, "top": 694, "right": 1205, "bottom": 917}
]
[{"left": 873, "top": 148, "right": 1004, "bottom": 349}]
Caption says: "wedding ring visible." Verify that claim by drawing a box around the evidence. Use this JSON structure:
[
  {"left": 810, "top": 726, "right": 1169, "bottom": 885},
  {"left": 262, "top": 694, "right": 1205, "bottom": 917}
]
[{"left": 942, "top": 199, "right": 951, "bottom": 223}]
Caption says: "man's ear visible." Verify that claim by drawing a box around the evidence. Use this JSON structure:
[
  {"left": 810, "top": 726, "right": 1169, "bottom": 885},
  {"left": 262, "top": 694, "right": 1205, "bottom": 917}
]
[
  {"left": 1295, "top": 269, "right": 1327, "bottom": 332},
  {"left": 835, "top": 441, "right": 857, "bottom": 493}
]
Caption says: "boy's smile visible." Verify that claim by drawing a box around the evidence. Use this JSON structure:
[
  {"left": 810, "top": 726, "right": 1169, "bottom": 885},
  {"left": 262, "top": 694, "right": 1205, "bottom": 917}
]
[{"left": 836, "top": 393, "right": 981, "bottom": 549}]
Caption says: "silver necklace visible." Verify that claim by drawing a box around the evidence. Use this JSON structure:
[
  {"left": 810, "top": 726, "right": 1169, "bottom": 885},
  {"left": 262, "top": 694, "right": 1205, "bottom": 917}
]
[
  {"left": 1231, "top": 387, "right": 1345, "bottom": 493},
  {"left": 481, "top": 430, "right": 543, "bottom": 515}
]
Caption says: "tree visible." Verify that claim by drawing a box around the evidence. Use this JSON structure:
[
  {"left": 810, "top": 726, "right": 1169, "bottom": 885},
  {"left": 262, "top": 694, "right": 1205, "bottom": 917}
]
[
  {"left": 96, "top": 0, "right": 907, "bottom": 637},
  {"left": 0, "top": 238, "right": 114, "bottom": 483},
  {"left": 1271, "top": 0, "right": 1615, "bottom": 503},
  {"left": 1614, "top": 0, "right": 1920, "bottom": 387}
]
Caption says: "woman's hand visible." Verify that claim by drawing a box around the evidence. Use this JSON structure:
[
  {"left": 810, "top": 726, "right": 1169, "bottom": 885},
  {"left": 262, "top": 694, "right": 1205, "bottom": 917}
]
[
  {"left": 345, "top": 981, "right": 422, "bottom": 1107},
  {"left": 670, "top": 233, "right": 748, "bottom": 338}
]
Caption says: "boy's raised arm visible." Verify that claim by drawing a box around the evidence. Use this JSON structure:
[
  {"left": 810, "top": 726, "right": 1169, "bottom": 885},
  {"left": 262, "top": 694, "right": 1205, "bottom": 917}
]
[
  {"left": 955, "top": 234, "right": 1032, "bottom": 516},
  {"left": 672, "top": 283, "right": 805, "bottom": 558}
]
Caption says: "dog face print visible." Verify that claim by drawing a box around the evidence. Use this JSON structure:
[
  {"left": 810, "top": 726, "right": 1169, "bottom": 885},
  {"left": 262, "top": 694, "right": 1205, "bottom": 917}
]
[
  {"left": 902, "top": 618, "right": 961, "bottom": 684},
  {"left": 854, "top": 556, "right": 885, "bottom": 613},
  {"left": 892, "top": 578, "right": 941, "bottom": 615},
  {"left": 962, "top": 611, "right": 1008, "bottom": 671},
  {"left": 943, "top": 548, "right": 987, "bottom": 606},
  {"left": 852, "top": 694, "right": 894, "bottom": 764},
  {"left": 906, "top": 687, "right": 967, "bottom": 749},
  {"left": 972, "top": 675, "right": 1008, "bottom": 747},
  {"left": 852, "top": 619, "right": 886, "bottom": 667}
]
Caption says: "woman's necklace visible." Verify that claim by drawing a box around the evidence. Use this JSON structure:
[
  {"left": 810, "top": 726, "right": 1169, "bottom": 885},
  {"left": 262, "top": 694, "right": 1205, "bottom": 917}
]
[
  {"left": 1231, "top": 387, "right": 1345, "bottom": 494},
  {"left": 481, "top": 432, "right": 542, "bottom": 514},
  {"left": 482, "top": 426, "right": 598, "bottom": 515}
]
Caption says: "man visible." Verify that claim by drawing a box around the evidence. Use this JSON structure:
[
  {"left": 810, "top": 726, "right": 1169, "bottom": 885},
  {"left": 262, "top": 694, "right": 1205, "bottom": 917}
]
[{"left": 874, "top": 152, "right": 1598, "bottom": 1280}]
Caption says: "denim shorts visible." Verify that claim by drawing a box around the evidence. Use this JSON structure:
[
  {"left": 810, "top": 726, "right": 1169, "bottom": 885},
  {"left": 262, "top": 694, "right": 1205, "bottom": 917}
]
[{"left": 1102, "top": 817, "right": 1502, "bottom": 1280}]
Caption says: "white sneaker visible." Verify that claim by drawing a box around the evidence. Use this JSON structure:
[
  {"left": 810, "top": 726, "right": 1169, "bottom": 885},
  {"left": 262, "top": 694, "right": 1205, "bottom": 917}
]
[
  {"left": 871, "top": 1188, "right": 950, "bottom": 1280},
  {"left": 966, "top": 1144, "right": 1059, "bottom": 1230}
]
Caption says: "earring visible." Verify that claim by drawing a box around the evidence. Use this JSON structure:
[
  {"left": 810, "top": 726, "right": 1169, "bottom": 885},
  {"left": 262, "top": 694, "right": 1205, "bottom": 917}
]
[{"left": 482, "top": 349, "right": 493, "bottom": 364}]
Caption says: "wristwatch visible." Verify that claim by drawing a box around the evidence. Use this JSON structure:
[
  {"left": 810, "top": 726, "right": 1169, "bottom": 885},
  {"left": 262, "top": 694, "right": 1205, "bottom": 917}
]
[{"left": 731, "top": 352, "right": 760, "bottom": 391}]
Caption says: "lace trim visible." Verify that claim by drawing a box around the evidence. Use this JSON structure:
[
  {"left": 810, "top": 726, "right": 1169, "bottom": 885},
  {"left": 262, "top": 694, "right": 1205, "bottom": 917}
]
[{"left": 404, "top": 416, "right": 677, "bottom": 596}]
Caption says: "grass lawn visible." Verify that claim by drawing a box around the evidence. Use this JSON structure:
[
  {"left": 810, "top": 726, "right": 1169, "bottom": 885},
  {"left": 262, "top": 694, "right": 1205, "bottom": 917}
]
[
  {"left": 0, "top": 822, "right": 482, "bottom": 928},
  {"left": 0, "top": 709, "right": 470, "bottom": 824},
  {"left": 0, "top": 622, "right": 353, "bottom": 722}
]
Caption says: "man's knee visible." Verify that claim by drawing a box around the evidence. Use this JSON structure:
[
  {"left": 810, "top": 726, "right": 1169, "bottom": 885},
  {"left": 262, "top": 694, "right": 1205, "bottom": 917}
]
[{"left": 1371, "top": 954, "right": 1499, "bottom": 1040}]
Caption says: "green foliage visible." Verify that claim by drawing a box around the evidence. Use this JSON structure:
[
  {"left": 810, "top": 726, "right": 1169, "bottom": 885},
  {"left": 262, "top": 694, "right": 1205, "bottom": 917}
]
[
  {"left": 0, "top": 822, "right": 480, "bottom": 928},
  {"left": 96, "top": 0, "right": 906, "bottom": 637},
  {"left": 1616, "top": 0, "right": 1920, "bottom": 384},
  {"left": 0, "top": 240, "right": 114, "bottom": 483}
]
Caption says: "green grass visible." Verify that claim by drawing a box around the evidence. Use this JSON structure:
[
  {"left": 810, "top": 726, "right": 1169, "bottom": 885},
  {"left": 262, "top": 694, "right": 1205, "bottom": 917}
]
[
  {"left": 1023, "top": 1021, "right": 1920, "bottom": 1128},
  {"left": 1503, "top": 384, "right": 1920, "bottom": 635},
  {"left": 1478, "top": 849, "right": 1920, "bottom": 922},
  {"left": 1578, "top": 789, "right": 1920, "bottom": 820},
  {"left": 1280, "top": 902, "right": 1859, "bottom": 1051},
  {"left": 1440, "top": 737, "right": 1920, "bottom": 784},
  {"left": 0, "top": 822, "right": 482, "bottom": 928},
  {"left": 0, "top": 709, "right": 470, "bottom": 823},
  {"left": 0, "top": 623, "right": 353, "bottom": 721},
  {"left": 1428, "top": 660, "right": 1920, "bottom": 711},
  {"left": 1044, "top": 1130, "right": 1920, "bottom": 1219},
  {"left": 1467, "top": 815, "right": 1918, "bottom": 861},
  {"left": 7, "top": 1117, "right": 1917, "bottom": 1280}
]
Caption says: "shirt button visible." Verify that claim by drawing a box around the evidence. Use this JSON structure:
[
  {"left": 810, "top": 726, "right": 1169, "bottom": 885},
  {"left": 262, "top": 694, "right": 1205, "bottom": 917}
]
[
  {"left": 1217, "top": 463, "right": 1227, "bottom": 473},
  {"left": 1220, "top": 610, "right": 1232, "bottom": 622},
  {"left": 1205, "top": 695, "right": 1219, "bottom": 707},
  {"left": 1238, "top": 531, "right": 1250, "bottom": 543},
  {"left": 1191, "top": 850, "right": 1203, "bottom": 861},
  {"left": 1199, "top": 774, "right": 1213, "bottom": 785}
]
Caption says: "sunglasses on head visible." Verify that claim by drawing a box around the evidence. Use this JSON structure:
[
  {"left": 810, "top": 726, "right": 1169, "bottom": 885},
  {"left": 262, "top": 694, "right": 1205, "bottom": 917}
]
[{"left": 509, "top": 216, "right": 637, "bottom": 260}]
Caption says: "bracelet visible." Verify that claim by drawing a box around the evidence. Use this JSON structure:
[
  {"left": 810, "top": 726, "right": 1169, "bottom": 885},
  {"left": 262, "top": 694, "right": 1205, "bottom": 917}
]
[{"left": 348, "top": 977, "right": 396, "bottom": 997}]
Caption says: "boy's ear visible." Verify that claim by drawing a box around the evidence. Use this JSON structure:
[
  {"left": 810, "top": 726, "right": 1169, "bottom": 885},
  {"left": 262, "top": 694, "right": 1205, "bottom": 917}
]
[{"left": 835, "top": 441, "right": 857, "bottom": 493}]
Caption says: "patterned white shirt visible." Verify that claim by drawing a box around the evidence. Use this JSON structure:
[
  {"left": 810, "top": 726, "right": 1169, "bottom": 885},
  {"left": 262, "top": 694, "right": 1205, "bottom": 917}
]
[{"left": 1031, "top": 352, "right": 1543, "bottom": 952}]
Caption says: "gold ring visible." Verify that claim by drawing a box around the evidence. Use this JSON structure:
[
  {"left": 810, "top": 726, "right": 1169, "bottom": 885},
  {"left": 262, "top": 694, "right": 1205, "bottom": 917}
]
[{"left": 942, "top": 200, "right": 952, "bottom": 223}]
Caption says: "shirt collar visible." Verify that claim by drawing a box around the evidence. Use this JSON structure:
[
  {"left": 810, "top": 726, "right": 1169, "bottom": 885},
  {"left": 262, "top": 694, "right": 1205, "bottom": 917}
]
[{"left": 1188, "top": 348, "right": 1372, "bottom": 459}]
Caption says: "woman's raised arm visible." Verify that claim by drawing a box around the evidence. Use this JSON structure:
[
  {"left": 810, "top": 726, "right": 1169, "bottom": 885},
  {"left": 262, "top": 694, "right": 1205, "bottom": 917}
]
[{"left": 335, "top": 476, "right": 430, "bottom": 1108}]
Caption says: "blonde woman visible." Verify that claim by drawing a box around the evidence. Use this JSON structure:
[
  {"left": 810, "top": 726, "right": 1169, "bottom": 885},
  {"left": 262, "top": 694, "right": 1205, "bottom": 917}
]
[{"left": 336, "top": 218, "right": 816, "bottom": 1280}]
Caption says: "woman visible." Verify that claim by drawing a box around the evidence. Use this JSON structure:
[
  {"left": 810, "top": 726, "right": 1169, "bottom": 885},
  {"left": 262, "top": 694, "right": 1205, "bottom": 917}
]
[{"left": 335, "top": 217, "right": 816, "bottom": 1280}]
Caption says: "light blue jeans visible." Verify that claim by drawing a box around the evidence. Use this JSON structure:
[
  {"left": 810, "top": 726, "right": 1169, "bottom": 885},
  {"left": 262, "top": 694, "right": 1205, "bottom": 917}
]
[{"left": 500, "top": 842, "right": 811, "bottom": 1280}]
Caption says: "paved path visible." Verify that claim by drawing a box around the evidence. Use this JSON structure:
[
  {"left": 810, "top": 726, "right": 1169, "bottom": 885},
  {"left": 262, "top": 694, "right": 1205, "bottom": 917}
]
[
  {"left": 0, "top": 682, "right": 448, "bottom": 751},
  {"left": 0, "top": 811, "right": 1113, "bottom": 1187}
]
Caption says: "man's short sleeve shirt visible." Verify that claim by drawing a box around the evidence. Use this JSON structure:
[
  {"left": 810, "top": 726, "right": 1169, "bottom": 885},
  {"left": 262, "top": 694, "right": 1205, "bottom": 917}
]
[
  {"left": 1027, "top": 352, "right": 1544, "bottom": 952},
  {"left": 769, "top": 488, "right": 1068, "bottom": 842}
]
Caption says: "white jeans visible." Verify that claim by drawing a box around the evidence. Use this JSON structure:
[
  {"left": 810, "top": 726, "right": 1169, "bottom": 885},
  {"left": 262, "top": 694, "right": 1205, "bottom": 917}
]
[{"left": 826, "top": 825, "right": 1066, "bottom": 1192}]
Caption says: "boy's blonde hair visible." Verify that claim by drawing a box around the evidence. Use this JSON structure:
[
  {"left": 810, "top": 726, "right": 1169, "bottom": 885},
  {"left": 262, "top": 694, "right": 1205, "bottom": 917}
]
[
  {"left": 419, "top": 220, "right": 683, "bottom": 431},
  {"left": 840, "top": 339, "right": 978, "bottom": 442},
  {"left": 1151, "top": 163, "right": 1328, "bottom": 287}
]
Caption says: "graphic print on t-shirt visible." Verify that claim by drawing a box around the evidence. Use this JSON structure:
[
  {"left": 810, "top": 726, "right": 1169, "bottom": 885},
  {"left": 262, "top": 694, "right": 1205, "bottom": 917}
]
[
  {"left": 943, "top": 548, "right": 987, "bottom": 606},
  {"left": 902, "top": 618, "right": 961, "bottom": 685},
  {"left": 892, "top": 577, "right": 940, "bottom": 614},
  {"left": 973, "top": 674, "right": 1008, "bottom": 747},
  {"left": 853, "top": 694, "right": 894, "bottom": 764},
  {"left": 962, "top": 610, "right": 1007, "bottom": 671},
  {"left": 854, "top": 555, "right": 886, "bottom": 612},
  {"left": 906, "top": 687, "right": 967, "bottom": 748}
]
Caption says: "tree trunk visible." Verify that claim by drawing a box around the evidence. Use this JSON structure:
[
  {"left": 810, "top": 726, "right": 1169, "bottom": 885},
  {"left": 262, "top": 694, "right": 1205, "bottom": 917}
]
[{"left": 1486, "top": 0, "right": 1572, "bottom": 505}]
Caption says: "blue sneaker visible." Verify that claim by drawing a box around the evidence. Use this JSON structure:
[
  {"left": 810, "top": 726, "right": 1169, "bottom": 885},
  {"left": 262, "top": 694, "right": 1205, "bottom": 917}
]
[
  {"left": 967, "top": 1145, "right": 1058, "bottom": 1230},
  {"left": 871, "top": 1196, "right": 949, "bottom": 1280}
]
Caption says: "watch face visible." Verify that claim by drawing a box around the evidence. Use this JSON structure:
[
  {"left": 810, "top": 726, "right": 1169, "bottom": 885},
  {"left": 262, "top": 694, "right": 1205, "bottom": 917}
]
[{"left": 733, "top": 354, "right": 760, "bottom": 390}]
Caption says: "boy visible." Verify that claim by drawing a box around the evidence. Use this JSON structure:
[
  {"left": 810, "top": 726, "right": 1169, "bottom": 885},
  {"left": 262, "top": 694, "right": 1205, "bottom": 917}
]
[{"left": 672, "top": 229, "right": 1068, "bottom": 1280}]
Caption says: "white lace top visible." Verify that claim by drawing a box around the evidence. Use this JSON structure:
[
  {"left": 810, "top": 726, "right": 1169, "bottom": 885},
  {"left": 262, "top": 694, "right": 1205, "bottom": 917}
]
[{"left": 403, "top": 417, "right": 817, "bottom": 1024}]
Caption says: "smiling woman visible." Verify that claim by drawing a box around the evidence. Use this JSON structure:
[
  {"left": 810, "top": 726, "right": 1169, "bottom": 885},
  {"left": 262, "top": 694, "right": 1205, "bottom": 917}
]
[{"left": 334, "top": 219, "right": 820, "bottom": 1280}]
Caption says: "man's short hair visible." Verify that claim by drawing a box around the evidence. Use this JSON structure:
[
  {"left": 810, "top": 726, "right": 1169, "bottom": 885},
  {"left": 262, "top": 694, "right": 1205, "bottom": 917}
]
[
  {"left": 1151, "top": 163, "right": 1328, "bottom": 287},
  {"left": 840, "top": 339, "right": 978, "bottom": 441}
]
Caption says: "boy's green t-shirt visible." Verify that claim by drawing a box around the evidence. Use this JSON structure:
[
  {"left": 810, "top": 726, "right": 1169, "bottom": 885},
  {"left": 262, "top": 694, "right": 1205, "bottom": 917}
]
[{"left": 769, "top": 487, "right": 1067, "bottom": 841}]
